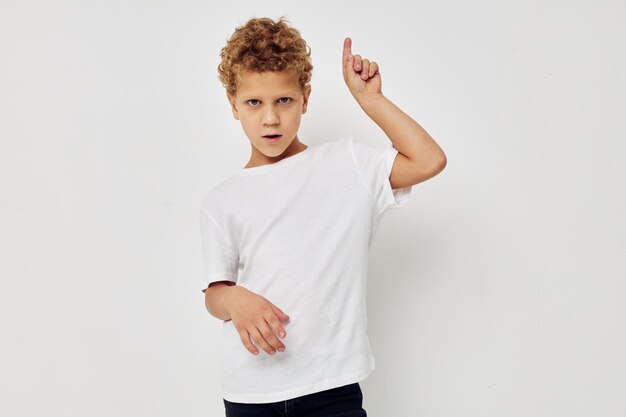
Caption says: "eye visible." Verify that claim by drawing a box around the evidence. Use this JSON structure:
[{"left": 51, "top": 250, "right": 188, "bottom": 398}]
[
  {"left": 247, "top": 99, "right": 260, "bottom": 106},
  {"left": 278, "top": 97, "right": 292, "bottom": 104}
]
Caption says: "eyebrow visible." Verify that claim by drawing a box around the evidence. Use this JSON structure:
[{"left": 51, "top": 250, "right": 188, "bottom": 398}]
[{"left": 242, "top": 92, "right": 299, "bottom": 100}]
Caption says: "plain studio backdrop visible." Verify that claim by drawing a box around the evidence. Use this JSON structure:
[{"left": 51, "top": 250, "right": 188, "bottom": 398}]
[{"left": 1, "top": 0, "right": 625, "bottom": 416}]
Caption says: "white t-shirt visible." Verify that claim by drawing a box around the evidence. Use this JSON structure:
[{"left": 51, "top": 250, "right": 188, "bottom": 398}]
[{"left": 199, "top": 136, "right": 412, "bottom": 403}]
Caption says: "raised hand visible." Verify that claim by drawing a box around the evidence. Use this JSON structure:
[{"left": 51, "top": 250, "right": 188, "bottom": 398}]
[
  {"left": 342, "top": 37, "right": 382, "bottom": 100},
  {"left": 227, "top": 285, "right": 290, "bottom": 356}
]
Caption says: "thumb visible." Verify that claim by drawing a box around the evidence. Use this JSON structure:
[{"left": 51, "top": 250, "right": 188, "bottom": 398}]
[{"left": 270, "top": 303, "right": 290, "bottom": 321}]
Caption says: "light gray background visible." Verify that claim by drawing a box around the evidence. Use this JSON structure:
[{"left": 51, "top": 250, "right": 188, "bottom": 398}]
[{"left": 1, "top": 1, "right": 625, "bottom": 416}]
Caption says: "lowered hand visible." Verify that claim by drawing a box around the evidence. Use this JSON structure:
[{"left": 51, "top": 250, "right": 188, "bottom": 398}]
[{"left": 227, "top": 285, "right": 290, "bottom": 356}]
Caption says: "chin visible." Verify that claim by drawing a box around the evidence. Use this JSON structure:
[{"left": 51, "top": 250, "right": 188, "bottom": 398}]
[{"left": 255, "top": 142, "right": 287, "bottom": 157}]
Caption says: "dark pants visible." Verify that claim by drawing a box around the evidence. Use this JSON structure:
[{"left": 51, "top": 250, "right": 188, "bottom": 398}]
[{"left": 223, "top": 382, "right": 367, "bottom": 417}]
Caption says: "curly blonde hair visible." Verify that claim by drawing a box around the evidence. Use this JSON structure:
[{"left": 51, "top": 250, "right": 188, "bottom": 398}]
[{"left": 218, "top": 16, "right": 313, "bottom": 97}]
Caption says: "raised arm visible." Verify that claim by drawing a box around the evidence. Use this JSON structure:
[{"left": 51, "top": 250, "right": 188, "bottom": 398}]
[{"left": 342, "top": 37, "right": 447, "bottom": 187}]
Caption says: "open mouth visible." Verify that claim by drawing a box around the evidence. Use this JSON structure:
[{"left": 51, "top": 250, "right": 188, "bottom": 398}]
[{"left": 263, "top": 134, "right": 282, "bottom": 139}]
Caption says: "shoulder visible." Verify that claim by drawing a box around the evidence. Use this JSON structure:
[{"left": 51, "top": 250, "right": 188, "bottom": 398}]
[
  {"left": 312, "top": 136, "right": 353, "bottom": 155},
  {"left": 200, "top": 174, "right": 242, "bottom": 215}
]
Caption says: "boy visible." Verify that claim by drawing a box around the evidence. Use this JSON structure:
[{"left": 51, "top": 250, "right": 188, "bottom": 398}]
[{"left": 200, "top": 16, "right": 446, "bottom": 416}]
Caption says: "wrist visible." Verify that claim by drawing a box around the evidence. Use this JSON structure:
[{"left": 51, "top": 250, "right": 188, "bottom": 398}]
[
  {"left": 222, "top": 284, "right": 241, "bottom": 315},
  {"left": 356, "top": 91, "right": 385, "bottom": 112},
  {"left": 205, "top": 282, "right": 239, "bottom": 321}
]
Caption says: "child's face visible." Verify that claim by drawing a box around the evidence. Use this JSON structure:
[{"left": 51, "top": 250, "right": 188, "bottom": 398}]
[{"left": 227, "top": 70, "right": 311, "bottom": 163}]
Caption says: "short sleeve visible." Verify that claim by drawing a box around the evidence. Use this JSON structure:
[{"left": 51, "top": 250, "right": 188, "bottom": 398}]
[
  {"left": 348, "top": 137, "right": 412, "bottom": 215},
  {"left": 199, "top": 206, "right": 239, "bottom": 293}
]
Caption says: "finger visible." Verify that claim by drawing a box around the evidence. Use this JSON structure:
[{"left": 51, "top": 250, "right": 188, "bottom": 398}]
[
  {"left": 342, "top": 37, "right": 352, "bottom": 62},
  {"left": 266, "top": 310, "right": 287, "bottom": 340},
  {"left": 369, "top": 61, "right": 379, "bottom": 77},
  {"left": 342, "top": 37, "right": 355, "bottom": 78},
  {"left": 238, "top": 329, "right": 259, "bottom": 355},
  {"left": 353, "top": 54, "right": 362, "bottom": 72},
  {"left": 260, "top": 318, "right": 285, "bottom": 352},
  {"left": 269, "top": 302, "right": 290, "bottom": 323},
  {"left": 250, "top": 326, "right": 276, "bottom": 355},
  {"left": 361, "top": 59, "right": 370, "bottom": 79}
]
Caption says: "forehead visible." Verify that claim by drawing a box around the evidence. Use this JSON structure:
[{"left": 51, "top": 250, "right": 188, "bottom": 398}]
[{"left": 236, "top": 70, "right": 301, "bottom": 97}]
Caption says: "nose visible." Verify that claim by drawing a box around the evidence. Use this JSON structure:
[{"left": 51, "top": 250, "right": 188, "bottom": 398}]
[{"left": 262, "top": 105, "right": 279, "bottom": 126}]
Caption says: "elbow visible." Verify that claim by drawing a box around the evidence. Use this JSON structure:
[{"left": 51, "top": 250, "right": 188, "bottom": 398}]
[
  {"left": 437, "top": 153, "right": 447, "bottom": 172},
  {"left": 427, "top": 152, "right": 447, "bottom": 177}
]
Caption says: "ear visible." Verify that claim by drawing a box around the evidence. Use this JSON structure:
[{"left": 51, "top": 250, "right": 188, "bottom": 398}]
[
  {"left": 301, "top": 84, "right": 312, "bottom": 114},
  {"left": 227, "top": 92, "right": 240, "bottom": 120}
]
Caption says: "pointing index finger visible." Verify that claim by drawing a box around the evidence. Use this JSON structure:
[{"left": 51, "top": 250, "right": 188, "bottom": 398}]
[{"left": 343, "top": 37, "right": 352, "bottom": 61}]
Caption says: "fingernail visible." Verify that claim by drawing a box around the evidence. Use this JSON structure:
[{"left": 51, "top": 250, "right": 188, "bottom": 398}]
[
  {"left": 278, "top": 346, "right": 285, "bottom": 352},
  {"left": 279, "top": 331, "right": 285, "bottom": 338}
]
